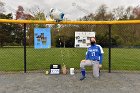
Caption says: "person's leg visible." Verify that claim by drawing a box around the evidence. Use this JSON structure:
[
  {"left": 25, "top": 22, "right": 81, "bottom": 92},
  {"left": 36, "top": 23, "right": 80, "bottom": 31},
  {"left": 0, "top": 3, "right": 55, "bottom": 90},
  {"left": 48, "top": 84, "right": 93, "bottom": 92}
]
[
  {"left": 93, "top": 61, "right": 100, "bottom": 78},
  {"left": 80, "top": 60, "right": 92, "bottom": 80}
]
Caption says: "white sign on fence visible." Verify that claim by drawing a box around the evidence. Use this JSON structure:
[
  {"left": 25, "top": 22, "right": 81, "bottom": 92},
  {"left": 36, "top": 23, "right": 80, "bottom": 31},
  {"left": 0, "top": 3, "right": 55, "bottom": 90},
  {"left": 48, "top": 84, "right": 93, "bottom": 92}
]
[{"left": 75, "top": 32, "right": 95, "bottom": 48}]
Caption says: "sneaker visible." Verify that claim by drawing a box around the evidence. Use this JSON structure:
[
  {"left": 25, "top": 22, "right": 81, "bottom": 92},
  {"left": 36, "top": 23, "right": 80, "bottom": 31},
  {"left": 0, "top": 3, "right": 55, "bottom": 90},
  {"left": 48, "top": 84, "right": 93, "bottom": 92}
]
[{"left": 80, "top": 76, "right": 86, "bottom": 81}]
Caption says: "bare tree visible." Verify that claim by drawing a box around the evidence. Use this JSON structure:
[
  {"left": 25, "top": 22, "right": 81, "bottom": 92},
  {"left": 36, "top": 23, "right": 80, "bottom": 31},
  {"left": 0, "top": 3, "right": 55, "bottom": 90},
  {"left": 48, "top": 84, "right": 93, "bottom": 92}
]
[
  {"left": 133, "top": 5, "right": 140, "bottom": 19},
  {"left": 0, "top": 1, "right": 5, "bottom": 13},
  {"left": 125, "top": 6, "right": 134, "bottom": 19},
  {"left": 94, "top": 4, "right": 110, "bottom": 21},
  {"left": 112, "top": 6, "right": 135, "bottom": 20},
  {"left": 112, "top": 6, "right": 126, "bottom": 20},
  {"left": 27, "top": 5, "right": 46, "bottom": 20}
]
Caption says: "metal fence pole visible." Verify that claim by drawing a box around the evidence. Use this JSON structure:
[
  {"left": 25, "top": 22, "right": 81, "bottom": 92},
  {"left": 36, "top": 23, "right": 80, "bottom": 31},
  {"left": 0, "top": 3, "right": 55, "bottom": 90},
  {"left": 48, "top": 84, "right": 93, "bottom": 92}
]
[
  {"left": 108, "top": 25, "right": 111, "bottom": 73},
  {"left": 23, "top": 23, "right": 27, "bottom": 73}
]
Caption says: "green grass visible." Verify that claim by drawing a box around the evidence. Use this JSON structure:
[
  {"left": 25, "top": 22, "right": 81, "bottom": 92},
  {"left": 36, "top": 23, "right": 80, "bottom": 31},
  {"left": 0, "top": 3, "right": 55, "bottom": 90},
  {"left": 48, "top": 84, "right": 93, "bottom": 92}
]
[
  {"left": 111, "top": 48, "right": 140, "bottom": 70},
  {"left": 0, "top": 48, "right": 140, "bottom": 71}
]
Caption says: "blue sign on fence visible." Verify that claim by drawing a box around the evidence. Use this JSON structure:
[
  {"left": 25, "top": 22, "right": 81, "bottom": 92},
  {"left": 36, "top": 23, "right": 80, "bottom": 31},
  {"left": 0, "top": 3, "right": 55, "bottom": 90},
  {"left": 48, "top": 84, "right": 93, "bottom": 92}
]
[{"left": 34, "top": 28, "right": 51, "bottom": 49}]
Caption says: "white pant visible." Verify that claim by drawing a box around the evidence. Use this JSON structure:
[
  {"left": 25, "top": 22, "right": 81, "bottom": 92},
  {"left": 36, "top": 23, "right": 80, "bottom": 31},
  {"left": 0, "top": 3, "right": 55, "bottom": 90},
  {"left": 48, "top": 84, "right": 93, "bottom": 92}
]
[{"left": 80, "top": 60, "right": 99, "bottom": 77}]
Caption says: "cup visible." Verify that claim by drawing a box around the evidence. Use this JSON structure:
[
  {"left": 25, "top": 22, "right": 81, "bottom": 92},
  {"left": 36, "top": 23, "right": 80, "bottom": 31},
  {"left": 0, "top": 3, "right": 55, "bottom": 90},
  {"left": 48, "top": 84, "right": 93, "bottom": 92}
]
[
  {"left": 45, "top": 71, "right": 49, "bottom": 75},
  {"left": 70, "top": 68, "right": 74, "bottom": 75}
]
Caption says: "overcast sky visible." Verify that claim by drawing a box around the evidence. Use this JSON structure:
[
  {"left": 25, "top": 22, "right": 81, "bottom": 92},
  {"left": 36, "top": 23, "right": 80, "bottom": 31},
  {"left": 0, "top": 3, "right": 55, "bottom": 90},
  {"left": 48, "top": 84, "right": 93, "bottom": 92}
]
[{"left": 2, "top": 0, "right": 140, "bottom": 20}]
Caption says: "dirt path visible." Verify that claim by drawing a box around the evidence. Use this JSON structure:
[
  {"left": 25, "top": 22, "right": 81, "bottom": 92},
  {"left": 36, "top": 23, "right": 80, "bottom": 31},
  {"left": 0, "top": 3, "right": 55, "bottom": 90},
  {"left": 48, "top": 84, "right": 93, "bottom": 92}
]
[{"left": 0, "top": 71, "right": 140, "bottom": 93}]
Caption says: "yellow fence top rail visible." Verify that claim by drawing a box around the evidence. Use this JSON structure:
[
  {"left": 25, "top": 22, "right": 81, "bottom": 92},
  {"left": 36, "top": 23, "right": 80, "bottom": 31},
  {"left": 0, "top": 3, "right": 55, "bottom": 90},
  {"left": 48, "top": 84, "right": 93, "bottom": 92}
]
[{"left": 0, "top": 19, "right": 140, "bottom": 25}]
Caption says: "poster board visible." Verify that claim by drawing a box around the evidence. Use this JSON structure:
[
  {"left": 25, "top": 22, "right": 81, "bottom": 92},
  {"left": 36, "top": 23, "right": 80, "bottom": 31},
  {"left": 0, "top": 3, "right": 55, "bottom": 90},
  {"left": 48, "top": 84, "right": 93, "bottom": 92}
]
[
  {"left": 34, "top": 28, "right": 51, "bottom": 49},
  {"left": 75, "top": 32, "right": 95, "bottom": 48}
]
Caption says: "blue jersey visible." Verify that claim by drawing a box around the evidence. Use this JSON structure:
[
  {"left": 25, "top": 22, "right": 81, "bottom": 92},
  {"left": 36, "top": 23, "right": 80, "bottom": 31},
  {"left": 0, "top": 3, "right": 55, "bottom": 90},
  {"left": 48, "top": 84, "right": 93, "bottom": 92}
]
[{"left": 86, "top": 44, "right": 104, "bottom": 64}]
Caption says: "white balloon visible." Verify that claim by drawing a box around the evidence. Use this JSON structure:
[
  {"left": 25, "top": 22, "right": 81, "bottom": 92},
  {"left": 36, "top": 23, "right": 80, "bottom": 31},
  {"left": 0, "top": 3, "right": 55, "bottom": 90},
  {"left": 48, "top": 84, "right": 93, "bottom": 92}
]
[{"left": 49, "top": 8, "right": 64, "bottom": 22}]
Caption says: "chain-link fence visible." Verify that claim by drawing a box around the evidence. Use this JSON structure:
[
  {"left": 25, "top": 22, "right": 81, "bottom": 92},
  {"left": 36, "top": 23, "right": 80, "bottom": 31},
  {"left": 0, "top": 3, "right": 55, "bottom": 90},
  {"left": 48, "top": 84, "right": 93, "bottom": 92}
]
[
  {"left": 0, "top": 22, "right": 140, "bottom": 72},
  {"left": 0, "top": 23, "right": 24, "bottom": 72},
  {"left": 111, "top": 24, "right": 140, "bottom": 71}
]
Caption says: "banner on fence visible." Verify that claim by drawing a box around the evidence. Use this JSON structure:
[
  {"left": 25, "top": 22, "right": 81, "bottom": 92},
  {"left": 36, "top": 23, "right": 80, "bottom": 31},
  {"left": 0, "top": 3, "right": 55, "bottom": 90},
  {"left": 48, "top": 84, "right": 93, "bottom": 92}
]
[
  {"left": 34, "top": 28, "right": 51, "bottom": 49},
  {"left": 75, "top": 32, "right": 95, "bottom": 48}
]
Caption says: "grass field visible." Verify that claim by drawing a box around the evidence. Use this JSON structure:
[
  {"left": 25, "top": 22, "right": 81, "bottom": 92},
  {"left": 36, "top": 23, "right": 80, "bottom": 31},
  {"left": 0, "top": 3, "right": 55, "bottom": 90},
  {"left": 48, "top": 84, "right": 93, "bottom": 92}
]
[{"left": 0, "top": 47, "right": 140, "bottom": 71}]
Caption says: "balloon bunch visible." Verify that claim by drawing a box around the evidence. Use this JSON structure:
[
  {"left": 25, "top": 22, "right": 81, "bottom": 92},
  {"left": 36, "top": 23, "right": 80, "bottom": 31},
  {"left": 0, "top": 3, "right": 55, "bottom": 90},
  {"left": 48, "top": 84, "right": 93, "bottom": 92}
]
[{"left": 49, "top": 8, "right": 64, "bottom": 22}]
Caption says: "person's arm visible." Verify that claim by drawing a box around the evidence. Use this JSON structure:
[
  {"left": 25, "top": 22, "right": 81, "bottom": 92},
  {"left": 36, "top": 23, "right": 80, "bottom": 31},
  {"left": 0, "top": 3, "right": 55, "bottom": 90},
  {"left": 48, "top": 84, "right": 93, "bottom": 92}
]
[
  {"left": 85, "top": 48, "right": 89, "bottom": 60},
  {"left": 98, "top": 45, "right": 104, "bottom": 68},
  {"left": 99, "top": 54, "right": 103, "bottom": 64}
]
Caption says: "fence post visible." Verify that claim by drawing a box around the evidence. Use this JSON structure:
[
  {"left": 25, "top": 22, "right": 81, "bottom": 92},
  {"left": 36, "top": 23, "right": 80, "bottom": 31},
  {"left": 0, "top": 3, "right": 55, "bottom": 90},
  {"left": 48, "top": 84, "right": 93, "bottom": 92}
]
[
  {"left": 23, "top": 23, "right": 27, "bottom": 73},
  {"left": 108, "top": 24, "right": 111, "bottom": 73}
]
